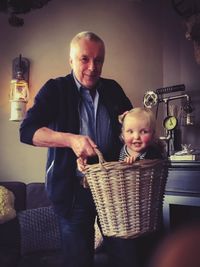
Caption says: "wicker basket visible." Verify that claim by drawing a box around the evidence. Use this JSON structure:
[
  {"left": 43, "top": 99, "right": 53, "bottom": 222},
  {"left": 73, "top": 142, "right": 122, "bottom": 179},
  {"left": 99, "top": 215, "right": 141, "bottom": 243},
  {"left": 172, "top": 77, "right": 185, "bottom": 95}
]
[{"left": 84, "top": 149, "right": 168, "bottom": 239}]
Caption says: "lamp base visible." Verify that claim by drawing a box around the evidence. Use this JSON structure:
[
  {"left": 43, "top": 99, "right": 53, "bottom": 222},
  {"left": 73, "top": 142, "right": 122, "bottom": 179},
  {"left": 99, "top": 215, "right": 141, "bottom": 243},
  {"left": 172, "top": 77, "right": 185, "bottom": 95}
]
[{"left": 10, "top": 100, "right": 27, "bottom": 121}]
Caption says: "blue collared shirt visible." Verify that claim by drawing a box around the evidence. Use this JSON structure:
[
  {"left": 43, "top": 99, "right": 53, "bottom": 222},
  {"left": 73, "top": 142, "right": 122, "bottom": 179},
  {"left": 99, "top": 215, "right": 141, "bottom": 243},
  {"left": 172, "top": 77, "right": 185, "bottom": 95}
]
[{"left": 73, "top": 74, "right": 112, "bottom": 155}]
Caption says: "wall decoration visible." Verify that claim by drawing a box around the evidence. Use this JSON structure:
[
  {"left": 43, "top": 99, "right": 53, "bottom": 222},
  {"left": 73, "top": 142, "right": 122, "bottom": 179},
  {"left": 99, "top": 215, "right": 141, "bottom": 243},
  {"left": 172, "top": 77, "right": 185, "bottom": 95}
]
[
  {"left": 0, "top": 0, "right": 51, "bottom": 26},
  {"left": 172, "top": 0, "right": 200, "bottom": 64}
]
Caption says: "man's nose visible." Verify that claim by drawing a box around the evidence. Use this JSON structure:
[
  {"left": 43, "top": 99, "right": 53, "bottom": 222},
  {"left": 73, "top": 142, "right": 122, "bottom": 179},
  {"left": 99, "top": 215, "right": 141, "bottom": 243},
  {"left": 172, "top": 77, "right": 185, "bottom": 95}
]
[{"left": 88, "top": 60, "right": 96, "bottom": 71}]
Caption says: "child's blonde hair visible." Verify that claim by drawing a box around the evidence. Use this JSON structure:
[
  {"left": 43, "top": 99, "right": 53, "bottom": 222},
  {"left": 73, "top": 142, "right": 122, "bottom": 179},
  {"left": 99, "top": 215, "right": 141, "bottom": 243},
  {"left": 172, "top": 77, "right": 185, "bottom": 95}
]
[{"left": 119, "top": 107, "right": 156, "bottom": 133}]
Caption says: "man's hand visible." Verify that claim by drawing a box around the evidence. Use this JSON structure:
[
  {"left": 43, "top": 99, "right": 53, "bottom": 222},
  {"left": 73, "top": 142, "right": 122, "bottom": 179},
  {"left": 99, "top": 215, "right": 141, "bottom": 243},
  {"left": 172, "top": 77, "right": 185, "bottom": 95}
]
[
  {"left": 69, "top": 135, "right": 97, "bottom": 158},
  {"left": 77, "top": 157, "right": 87, "bottom": 172}
]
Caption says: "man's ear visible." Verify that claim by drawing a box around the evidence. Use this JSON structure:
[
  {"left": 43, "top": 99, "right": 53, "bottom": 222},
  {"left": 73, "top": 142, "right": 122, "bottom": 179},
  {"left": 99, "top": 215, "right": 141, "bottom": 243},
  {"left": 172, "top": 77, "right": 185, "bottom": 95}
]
[{"left": 69, "top": 57, "right": 73, "bottom": 68}]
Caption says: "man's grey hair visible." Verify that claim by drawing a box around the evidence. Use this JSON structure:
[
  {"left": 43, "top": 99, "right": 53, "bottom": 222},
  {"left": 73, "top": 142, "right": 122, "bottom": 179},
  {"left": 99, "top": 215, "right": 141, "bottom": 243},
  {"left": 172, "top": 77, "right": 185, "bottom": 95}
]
[{"left": 70, "top": 31, "right": 105, "bottom": 58}]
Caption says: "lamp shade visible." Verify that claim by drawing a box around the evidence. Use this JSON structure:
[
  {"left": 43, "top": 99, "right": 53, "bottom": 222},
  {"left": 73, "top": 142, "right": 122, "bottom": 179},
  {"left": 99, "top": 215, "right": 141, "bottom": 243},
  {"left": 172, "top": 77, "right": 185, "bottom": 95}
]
[
  {"left": 10, "top": 71, "right": 29, "bottom": 102},
  {"left": 9, "top": 70, "right": 29, "bottom": 121}
]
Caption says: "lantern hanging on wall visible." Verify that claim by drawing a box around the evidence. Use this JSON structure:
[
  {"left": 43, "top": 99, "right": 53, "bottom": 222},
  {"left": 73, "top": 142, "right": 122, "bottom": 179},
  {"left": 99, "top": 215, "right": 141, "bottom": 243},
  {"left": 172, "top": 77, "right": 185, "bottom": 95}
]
[{"left": 9, "top": 54, "right": 30, "bottom": 121}]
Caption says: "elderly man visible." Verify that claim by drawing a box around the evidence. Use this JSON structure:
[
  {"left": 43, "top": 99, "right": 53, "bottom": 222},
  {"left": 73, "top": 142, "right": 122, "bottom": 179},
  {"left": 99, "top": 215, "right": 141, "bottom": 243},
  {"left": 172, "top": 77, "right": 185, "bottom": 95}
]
[{"left": 20, "top": 31, "right": 132, "bottom": 267}]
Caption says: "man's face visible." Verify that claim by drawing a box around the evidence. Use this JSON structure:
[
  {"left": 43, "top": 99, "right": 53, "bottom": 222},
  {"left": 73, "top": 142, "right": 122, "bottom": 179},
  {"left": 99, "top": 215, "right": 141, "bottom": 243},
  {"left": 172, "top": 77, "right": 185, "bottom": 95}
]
[{"left": 70, "top": 39, "right": 105, "bottom": 89}]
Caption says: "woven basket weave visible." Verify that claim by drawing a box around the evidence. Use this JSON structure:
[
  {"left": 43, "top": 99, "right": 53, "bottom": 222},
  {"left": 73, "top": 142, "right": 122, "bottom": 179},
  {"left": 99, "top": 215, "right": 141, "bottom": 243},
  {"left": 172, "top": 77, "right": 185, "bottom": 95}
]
[{"left": 84, "top": 150, "right": 168, "bottom": 239}]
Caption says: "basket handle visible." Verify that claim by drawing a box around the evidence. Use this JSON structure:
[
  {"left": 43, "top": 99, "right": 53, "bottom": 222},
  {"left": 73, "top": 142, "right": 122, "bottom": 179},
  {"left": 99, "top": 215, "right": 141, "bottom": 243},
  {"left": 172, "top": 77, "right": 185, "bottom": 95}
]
[
  {"left": 82, "top": 148, "right": 106, "bottom": 188},
  {"left": 94, "top": 148, "right": 105, "bottom": 164}
]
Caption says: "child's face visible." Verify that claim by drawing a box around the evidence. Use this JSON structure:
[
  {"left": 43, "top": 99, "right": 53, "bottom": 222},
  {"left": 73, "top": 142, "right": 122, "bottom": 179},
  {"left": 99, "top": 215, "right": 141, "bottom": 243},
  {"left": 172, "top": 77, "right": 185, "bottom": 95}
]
[{"left": 122, "top": 115, "right": 154, "bottom": 154}]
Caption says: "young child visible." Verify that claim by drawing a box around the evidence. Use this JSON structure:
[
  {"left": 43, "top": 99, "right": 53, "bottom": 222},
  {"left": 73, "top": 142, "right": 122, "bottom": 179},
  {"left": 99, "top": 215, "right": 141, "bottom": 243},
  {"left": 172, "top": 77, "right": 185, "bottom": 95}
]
[
  {"left": 77, "top": 107, "right": 165, "bottom": 172},
  {"left": 118, "top": 107, "right": 165, "bottom": 163},
  {"left": 77, "top": 107, "right": 165, "bottom": 267}
]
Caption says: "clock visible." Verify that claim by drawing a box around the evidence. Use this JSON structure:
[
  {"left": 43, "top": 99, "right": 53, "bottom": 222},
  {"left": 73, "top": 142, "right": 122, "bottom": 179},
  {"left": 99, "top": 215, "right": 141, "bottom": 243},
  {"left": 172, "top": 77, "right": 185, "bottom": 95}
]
[{"left": 163, "top": 116, "right": 178, "bottom": 130}]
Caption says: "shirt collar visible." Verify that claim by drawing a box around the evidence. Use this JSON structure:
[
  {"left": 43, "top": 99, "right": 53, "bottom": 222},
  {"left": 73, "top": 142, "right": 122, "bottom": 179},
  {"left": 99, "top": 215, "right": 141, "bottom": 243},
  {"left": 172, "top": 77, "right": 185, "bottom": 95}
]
[
  {"left": 72, "top": 71, "right": 101, "bottom": 92},
  {"left": 72, "top": 71, "right": 82, "bottom": 92},
  {"left": 72, "top": 71, "right": 100, "bottom": 104},
  {"left": 125, "top": 145, "right": 147, "bottom": 160}
]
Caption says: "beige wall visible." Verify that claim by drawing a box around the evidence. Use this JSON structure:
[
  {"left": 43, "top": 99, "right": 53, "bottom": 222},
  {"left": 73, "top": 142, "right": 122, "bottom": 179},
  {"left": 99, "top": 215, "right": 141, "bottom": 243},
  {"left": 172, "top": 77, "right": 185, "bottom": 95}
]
[{"left": 0, "top": 0, "right": 199, "bottom": 183}]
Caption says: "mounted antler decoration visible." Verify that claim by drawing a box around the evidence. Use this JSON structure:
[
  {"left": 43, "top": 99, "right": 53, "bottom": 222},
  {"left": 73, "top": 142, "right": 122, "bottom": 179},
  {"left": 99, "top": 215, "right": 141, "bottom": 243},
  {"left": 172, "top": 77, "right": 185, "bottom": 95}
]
[
  {"left": 0, "top": 0, "right": 51, "bottom": 27},
  {"left": 172, "top": 0, "right": 200, "bottom": 64}
]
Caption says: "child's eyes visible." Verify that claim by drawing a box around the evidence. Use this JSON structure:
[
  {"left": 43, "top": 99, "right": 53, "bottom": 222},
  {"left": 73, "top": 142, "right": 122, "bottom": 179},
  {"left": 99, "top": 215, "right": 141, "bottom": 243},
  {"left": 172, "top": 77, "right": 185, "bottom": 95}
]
[
  {"left": 126, "top": 129, "right": 150, "bottom": 134},
  {"left": 140, "top": 130, "right": 150, "bottom": 134}
]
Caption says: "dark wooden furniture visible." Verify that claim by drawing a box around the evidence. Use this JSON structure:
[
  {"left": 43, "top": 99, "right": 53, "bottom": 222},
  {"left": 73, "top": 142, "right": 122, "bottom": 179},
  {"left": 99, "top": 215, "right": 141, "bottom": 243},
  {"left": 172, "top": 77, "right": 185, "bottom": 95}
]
[{"left": 163, "top": 161, "right": 200, "bottom": 231}]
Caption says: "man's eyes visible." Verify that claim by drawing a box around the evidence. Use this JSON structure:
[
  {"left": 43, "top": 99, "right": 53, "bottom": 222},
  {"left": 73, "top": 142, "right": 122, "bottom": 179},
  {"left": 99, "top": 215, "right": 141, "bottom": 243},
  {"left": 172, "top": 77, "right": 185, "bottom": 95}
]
[
  {"left": 95, "top": 59, "right": 103, "bottom": 64},
  {"left": 80, "top": 57, "right": 88, "bottom": 63},
  {"left": 80, "top": 57, "right": 103, "bottom": 64}
]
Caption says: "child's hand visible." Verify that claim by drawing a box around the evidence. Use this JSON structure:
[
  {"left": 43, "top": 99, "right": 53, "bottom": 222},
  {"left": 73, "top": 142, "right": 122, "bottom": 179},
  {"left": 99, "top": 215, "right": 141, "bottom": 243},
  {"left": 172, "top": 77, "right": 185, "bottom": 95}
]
[
  {"left": 77, "top": 157, "right": 89, "bottom": 188},
  {"left": 124, "top": 156, "right": 135, "bottom": 164},
  {"left": 77, "top": 157, "right": 87, "bottom": 172}
]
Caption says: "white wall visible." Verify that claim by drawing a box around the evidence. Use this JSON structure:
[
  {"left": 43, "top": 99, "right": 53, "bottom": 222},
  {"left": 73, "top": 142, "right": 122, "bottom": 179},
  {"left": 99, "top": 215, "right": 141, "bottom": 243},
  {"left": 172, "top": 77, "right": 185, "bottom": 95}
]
[{"left": 0, "top": 0, "right": 199, "bottom": 183}]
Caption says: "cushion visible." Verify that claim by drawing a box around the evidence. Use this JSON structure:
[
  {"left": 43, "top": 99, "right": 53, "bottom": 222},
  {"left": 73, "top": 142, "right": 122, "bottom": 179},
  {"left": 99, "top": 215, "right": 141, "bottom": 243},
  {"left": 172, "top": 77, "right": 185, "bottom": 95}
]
[
  {"left": 26, "top": 183, "right": 52, "bottom": 209},
  {"left": 18, "top": 206, "right": 61, "bottom": 255},
  {"left": 0, "top": 184, "right": 22, "bottom": 249},
  {"left": 18, "top": 206, "right": 103, "bottom": 255},
  {"left": 0, "top": 186, "right": 16, "bottom": 224},
  {"left": 0, "top": 182, "right": 26, "bottom": 211}
]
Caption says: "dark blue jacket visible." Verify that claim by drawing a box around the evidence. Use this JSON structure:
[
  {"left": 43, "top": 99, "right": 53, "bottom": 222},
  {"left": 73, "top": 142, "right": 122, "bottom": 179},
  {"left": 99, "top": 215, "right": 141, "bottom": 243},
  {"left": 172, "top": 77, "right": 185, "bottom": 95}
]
[{"left": 20, "top": 74, "right": 132, "bottom": 217}]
